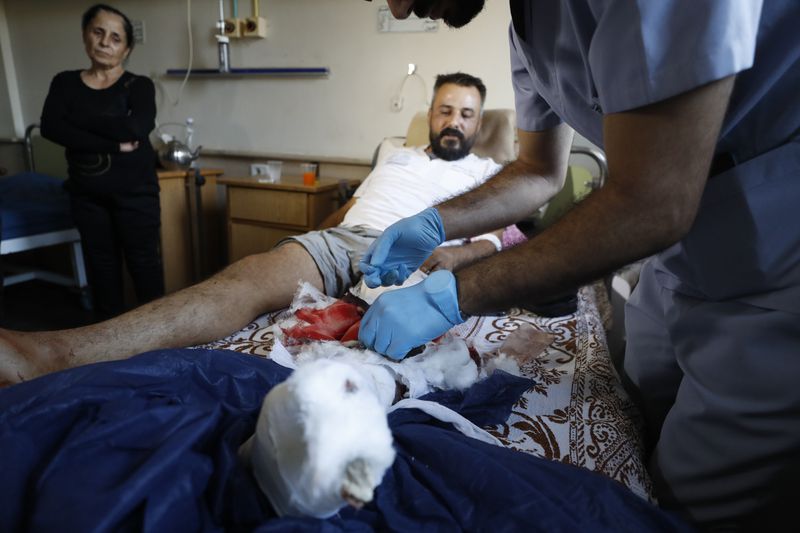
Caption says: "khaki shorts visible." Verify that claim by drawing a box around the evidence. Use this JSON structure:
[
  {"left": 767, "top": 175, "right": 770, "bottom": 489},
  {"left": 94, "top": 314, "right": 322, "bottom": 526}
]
[{"left": 277, "top": 225, "right": 381, "bottom": 297}]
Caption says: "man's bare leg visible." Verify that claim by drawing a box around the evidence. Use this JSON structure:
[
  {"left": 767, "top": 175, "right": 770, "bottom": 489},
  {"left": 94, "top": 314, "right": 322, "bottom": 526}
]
[{"left": 0, "top": 243, "right": 323, "bottom": 384}]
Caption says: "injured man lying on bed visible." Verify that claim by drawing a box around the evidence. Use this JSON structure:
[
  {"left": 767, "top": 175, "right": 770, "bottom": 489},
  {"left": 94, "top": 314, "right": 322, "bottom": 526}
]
[{"left": 0, "top": 71, "right": 505, "bottom": 385}]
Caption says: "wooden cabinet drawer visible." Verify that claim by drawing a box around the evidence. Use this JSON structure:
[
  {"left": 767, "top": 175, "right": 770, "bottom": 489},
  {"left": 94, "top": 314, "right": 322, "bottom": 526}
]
[
  {"left": 229, "top": 188, "right": 308, "bottom": 226},
  {"left": 221, "top": 177, "right": 358, "bottom": 266},
  {"left": 229, "top": 222, "right": 298, "bottom": 262}
]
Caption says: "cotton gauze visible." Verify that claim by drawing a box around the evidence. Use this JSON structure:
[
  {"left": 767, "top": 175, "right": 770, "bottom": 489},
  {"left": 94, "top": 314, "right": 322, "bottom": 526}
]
[
  {"left": 405, "top": 335, "right": 479, "bottom": 392},
  {"left": 290, "top": 335, "right": 480, "bottom": 400},
  {"left": 241, "top": 359, "right": 395, "bottom": 518}
]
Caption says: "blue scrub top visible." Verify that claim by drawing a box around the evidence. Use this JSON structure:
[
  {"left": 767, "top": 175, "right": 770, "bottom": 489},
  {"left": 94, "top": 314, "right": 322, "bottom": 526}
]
[{"left": 509, "top": 0, "right": 800, "bottom": 164}]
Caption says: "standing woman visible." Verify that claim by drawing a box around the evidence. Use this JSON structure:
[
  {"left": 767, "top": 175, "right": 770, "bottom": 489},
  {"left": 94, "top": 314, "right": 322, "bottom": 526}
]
[{"left": 41, "top": 4, "right": 164, "bottom": 318}]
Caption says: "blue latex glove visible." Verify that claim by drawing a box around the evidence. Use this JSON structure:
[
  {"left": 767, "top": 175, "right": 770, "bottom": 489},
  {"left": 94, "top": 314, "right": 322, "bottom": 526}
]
[
  {"left": 359, "top": 270, "right": 466, "bottom": 360},
  {"left": 359, "top": 207, "right": 445, "bottom": 288}
]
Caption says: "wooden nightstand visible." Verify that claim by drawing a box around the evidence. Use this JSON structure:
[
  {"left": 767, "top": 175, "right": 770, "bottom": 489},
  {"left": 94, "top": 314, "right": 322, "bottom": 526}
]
[{"left": 219, "top": 177, "right": 346, "bottom": 262}]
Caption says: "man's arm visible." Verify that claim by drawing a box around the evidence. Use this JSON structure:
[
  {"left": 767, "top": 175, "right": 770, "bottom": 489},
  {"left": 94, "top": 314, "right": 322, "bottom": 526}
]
[
  {"left": 437, "top": 123, "right": 575, "bottom": 240},
  {"left": 421, "top": 229, "right": 505, "bottom": 273},
  {"left": 457, "top": 76, "right": 736, "bottom": 314}
]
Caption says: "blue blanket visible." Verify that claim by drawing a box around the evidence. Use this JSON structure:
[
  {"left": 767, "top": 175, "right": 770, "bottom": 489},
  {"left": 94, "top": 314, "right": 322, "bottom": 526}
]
[
  {"left": 0, "top": 349, "right": 689, "bottom": 532},
  {"left": 0, "top": 172, "right": 73, "bottom": 240}
]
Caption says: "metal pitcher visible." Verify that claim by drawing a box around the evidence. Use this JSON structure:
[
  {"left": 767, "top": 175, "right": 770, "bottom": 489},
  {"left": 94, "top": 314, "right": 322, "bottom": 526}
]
[{"left": 158, "top": 140, "right": 202, "bottom": 171}]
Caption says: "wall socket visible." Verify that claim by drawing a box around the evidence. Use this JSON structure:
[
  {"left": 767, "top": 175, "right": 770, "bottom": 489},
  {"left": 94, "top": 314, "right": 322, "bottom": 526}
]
[
  {"left": 223, "top": 18, "right": 242, "bottom": 38},
  {"left": 390, "top": 95, "right": 404, "bottom": 112},
  {"left": 250, "top": 163, "right": 269, "bottom": 176},
  {"left": 243, "top": 16, "right": 267, "bottom": 38}
]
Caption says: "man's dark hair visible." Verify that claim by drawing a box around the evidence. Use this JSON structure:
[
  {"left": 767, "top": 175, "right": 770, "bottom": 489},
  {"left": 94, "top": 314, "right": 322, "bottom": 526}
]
[
  {"left": 433, "top": 72, "right": 487, "bottom": 105},
  {"left": 82, "top": 4, "right": 135, "bottom": 52}
]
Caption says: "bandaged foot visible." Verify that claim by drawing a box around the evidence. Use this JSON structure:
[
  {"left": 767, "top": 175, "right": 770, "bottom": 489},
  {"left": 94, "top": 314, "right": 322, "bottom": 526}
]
[{"left": 240, "top": 359, "right": 395, "bottom": 518}]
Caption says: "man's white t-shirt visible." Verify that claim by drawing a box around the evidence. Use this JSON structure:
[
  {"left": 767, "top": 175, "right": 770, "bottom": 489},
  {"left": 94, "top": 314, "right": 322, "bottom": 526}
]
[{"left": 341, "top": 143, "right": 502, "bottom": 232}]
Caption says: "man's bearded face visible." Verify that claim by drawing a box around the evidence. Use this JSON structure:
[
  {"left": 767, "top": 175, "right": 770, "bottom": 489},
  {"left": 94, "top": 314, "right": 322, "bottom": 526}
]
[{"left": 429, "top": 126, "right": 476, "bottom": 161}]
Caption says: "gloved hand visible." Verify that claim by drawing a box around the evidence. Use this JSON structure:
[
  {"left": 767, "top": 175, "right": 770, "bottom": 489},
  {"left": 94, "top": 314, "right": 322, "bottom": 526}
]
[
  {"left": 359, "top": 207, "right": 445, "bottom": 288},
  {"left": 358, "top": 270, "right": 466, "bottom": 360}
]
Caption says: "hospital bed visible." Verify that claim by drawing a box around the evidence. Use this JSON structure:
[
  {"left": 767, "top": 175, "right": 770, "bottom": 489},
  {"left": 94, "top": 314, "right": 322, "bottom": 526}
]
[
  {"left": 0, "top": 115, "right": 684, "bottom": 531},
  {"left": 0, "top": 125, "right": 90, "bottom": 309}
]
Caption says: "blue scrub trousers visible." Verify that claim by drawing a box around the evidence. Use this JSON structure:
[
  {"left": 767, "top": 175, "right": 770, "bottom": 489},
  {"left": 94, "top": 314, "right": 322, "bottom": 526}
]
[{"left": 623, "top": 140, "right": 800, "bottom": 528}]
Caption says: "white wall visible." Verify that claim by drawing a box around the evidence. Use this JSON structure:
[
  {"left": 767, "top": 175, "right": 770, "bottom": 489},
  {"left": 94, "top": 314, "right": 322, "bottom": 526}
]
[{"left": 4, "top": 0, "right": 517, "bottom": 162}]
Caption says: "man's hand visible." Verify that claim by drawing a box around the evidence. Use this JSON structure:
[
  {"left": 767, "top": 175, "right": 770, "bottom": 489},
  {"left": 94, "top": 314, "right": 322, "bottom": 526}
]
[
  {"left": 359, "top": 207, "right": 446, "bottom": 288},
  {"left": 420, "top": 246, "right": 463, "bottom": 273},
  {"left": 119, "top": 141, "right": 139, "bottom": 152},
  {"left": 358, "top": 270, "right": 465, "bottom": 359},
  {"left": 421, "top": 232, "right": 502, "bottom": 273}
]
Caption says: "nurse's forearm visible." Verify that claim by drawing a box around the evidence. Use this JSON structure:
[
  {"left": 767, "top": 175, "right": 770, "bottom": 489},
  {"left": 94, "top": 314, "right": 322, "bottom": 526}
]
[
  {"left": 437, "top": 160, "right": 561, "bottom": 239},
  {"left": 437, "top": 123, "right": 575, "bottom": 240},
  {"left": 455, "top": 181, "right": 674, "bottom": 314}
]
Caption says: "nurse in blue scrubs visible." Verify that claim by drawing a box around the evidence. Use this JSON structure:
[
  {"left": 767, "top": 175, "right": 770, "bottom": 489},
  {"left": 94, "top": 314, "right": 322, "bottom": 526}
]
[{"left": 361, "top": 0, "right": 800, "bottom": 527}]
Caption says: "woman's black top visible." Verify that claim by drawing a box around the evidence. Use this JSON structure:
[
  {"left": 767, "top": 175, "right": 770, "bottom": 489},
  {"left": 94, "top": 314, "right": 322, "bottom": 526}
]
[{"left": 41, "top": 70, "right": 158, "bottom": 195}]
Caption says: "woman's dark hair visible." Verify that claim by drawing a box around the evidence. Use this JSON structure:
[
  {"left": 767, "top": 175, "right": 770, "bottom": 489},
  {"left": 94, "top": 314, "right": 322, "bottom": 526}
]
[{"left": 81, "top": 4, "right": 135, "bottom": 51}]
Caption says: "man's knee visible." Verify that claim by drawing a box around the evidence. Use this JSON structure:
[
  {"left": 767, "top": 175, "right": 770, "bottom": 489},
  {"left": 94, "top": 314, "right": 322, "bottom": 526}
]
[{"left": 224, "top": 242, "right": 321, "bottom": 289}]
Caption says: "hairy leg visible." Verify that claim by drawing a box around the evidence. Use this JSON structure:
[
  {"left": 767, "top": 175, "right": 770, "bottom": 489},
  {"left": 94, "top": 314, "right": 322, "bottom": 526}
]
[{"left": 0, "top": 243, "right": 323, "bottom": 384}]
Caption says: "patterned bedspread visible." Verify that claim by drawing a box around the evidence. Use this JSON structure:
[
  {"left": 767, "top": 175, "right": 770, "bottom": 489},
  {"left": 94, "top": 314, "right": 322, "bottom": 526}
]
[{"left": 199, "top": 283, "right": 653, "bottom": 501}]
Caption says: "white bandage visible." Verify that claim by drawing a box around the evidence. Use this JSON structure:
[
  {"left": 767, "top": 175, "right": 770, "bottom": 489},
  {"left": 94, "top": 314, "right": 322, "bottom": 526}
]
[
  {"left": 469, "top": 233, "right": 502, "bottom": 252},
  {"left": 243, "top": 359, "right": 396, "bottom": 518}
]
